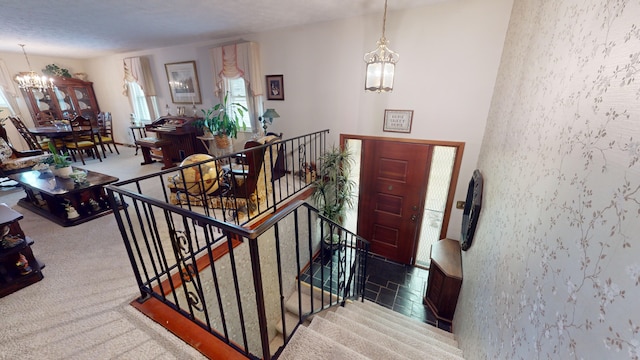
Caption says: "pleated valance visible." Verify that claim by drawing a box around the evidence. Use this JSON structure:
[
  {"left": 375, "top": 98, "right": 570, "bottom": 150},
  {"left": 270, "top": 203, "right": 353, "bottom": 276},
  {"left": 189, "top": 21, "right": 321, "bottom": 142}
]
[
  {"left": 210, "top": 41, "right": 264, "bottom": 98},
  {"left": 122, "top": 56, "right": 157, "bottom": 96}
]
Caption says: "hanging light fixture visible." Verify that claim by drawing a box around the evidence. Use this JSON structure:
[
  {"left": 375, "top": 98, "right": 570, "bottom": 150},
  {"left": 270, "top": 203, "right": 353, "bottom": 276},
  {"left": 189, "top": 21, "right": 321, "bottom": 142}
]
[
  {"left": 364, "top": 0, "right": 399, "bottom": 92},
  {"left": 14, "top": 44, "right": 54, "bottom": 90}
]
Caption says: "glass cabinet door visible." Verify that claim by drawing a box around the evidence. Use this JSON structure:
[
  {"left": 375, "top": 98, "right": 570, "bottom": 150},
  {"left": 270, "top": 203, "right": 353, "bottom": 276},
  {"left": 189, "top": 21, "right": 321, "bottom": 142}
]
[
  {"left": 70, "top": 86, "right": 95, "bottom": 120},
  {"left": 53, "top": 87, "right": 75, "bottom": 119},
  {"left": 31, "top": 88, "right": 57, "bottom": 115}
]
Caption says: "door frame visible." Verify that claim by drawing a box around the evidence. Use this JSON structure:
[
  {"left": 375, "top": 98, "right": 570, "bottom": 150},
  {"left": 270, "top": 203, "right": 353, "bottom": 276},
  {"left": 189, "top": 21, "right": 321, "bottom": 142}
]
[{"left": 341, "top": 134, "right": 465, "bottom": 264}]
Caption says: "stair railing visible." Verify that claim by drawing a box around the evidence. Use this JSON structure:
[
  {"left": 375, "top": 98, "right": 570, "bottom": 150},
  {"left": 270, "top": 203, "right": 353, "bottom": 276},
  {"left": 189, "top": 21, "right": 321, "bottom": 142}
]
[
  {"left": 108, "top": 129, "right": 329, "bottom": 228},
  {"left": 106, "top": 169, "right": 369, "bottom": 360}
]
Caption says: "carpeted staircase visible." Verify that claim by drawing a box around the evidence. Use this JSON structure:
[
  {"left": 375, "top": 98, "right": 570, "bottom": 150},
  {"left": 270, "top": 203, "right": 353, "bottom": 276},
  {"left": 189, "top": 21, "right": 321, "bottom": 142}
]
[{"left": 275, "top": 288, "right": 464, "bottom": 360}]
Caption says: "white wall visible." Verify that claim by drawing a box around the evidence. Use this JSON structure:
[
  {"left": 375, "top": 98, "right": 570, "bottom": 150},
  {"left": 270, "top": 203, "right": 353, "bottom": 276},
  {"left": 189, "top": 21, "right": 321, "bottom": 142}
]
[{"left": 84, "top": 0, "right": 513, "bottom": 238}]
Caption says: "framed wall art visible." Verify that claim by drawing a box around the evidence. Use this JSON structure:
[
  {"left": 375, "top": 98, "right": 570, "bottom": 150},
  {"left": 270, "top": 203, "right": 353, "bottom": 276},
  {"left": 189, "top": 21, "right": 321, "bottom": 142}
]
[
  {"left": 266, "top": 74, "right": 284, "bottom": 100},
  {"left": 165, "top": 61, "right": 202, "bottom": 104},
  {"left": 383, "top": 109, "right": 413, "bottom": 133}
]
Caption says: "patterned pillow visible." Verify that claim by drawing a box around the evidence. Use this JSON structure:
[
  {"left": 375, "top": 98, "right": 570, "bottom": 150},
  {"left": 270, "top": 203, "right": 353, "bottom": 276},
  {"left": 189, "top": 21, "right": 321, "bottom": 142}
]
[{"left": 0, "top": 138, "right": 13, "bottom": 161}]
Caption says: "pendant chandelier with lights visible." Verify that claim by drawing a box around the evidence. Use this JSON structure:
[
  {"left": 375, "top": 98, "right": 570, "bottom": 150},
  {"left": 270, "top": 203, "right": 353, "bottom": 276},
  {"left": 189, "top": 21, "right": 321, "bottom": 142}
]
[
  {"left": 364, "top": 0, "right": 399, "bottom": 92},
  {"left": 15, "top": 44, "right": 55, "bottom": 91}
]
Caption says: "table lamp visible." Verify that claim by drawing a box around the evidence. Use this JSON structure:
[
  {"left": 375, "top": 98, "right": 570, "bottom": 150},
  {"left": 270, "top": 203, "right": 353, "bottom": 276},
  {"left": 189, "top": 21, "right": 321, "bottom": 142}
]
[{"left": 261, "top": 109, "right": 280, "bottom": 134}]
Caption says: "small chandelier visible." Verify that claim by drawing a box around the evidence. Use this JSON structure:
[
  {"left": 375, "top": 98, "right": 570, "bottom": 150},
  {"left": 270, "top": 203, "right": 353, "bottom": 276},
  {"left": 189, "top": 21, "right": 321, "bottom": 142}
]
[
  {"left": 364, "top": 0, "right": 399, "bottom": 92},
  {"left": 15, "top": 44, "right": 54, "bottom": 90}
]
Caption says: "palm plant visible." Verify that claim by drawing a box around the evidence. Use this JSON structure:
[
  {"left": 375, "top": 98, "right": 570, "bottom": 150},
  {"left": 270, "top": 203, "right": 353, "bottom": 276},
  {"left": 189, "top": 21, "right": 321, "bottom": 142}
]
[{"left": 311, "top": 146, "right": 357, "bottom": 248}]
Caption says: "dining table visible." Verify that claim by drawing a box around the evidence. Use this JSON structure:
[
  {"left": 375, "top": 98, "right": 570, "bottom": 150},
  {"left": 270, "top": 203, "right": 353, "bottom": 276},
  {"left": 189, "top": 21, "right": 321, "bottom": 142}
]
[{"left": 29, "top": 125, "right": 107, "bottom": 158}]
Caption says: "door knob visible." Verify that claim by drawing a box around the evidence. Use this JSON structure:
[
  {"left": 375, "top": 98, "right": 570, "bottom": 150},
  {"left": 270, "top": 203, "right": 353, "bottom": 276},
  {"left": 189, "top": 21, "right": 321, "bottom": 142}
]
[{"left": 410, "top": 214, "right": 417, "bottom": 222}]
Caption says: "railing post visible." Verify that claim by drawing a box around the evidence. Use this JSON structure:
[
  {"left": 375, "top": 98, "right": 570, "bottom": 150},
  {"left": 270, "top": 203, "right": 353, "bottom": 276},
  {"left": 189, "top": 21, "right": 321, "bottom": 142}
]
[
  {"left": 106, "top": 189, "right": 148, "bottom": 302},
  {"left": 247, "top": 236, "right": 272, "bottom": 360}
]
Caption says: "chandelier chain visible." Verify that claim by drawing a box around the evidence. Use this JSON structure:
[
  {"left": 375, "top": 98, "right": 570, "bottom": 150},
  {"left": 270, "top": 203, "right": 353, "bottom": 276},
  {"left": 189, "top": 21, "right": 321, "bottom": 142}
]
[
  {"left": 382, "top": 0, "right": 388, "bottom": 39},
  {"left": 18, "top": 44, "right": 33, "bottom": 71}
]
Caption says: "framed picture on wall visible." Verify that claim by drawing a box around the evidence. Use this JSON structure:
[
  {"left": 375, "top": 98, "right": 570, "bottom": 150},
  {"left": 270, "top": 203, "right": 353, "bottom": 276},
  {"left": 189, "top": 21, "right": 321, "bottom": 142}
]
[
  {"left": 164, "top": 61, "right": 202, "bottom": 104},
  {"left": 266, "top": 74, "right": 284, "bottom": 100},
  {"left": 383, "top": 109, "right": 413, "bottom": 133}
]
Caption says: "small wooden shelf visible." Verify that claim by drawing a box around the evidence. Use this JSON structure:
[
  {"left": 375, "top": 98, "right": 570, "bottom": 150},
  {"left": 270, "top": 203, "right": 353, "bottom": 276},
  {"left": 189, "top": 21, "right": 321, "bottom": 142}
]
[
  {"left": 0, "top": 204, "right": 44, "bottom": 298},
  {"left": 424, "top": 238, "right": 462, "bottom": 322}
]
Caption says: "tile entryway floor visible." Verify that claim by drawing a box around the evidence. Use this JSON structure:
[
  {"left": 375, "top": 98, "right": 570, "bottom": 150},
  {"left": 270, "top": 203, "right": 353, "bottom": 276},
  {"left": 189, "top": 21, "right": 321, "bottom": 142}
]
[
  {"left": 301, "top": 252, "right": 452, "bottom": 332},
  {"left": 364, "top": 254, "right": 452, "bottom": 332}
]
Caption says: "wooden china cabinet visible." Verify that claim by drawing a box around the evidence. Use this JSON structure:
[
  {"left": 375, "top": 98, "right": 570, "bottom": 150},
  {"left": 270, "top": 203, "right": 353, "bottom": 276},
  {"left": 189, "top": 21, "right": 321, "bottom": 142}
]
[{"left": 20, "top": 76, "right": 101, "bottom": 123}]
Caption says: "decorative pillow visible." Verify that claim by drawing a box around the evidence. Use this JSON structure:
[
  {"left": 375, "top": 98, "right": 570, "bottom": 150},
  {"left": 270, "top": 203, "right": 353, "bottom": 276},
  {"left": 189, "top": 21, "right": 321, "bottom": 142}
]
[{"left": 0, "top": 138, "right": 13, "bottom": 161}]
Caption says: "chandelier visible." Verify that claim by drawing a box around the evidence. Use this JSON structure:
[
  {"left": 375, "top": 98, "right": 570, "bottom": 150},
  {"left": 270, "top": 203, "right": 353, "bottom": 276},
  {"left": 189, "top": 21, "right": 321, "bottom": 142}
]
[
  {"left": 15, "top": 44, "right": 54, "bottom": 90},
  {"left": 364, "top": 0, "right": 399, "bottom": 92}
]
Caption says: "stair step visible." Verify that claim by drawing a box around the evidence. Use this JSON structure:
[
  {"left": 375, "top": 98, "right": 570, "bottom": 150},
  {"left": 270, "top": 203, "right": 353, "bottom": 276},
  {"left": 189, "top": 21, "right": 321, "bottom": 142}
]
[
  {"left": 353, "top": 300, "right": 457, "bottom": 344},
  {"left": 278, "top": 325, "right": 370, "bottom": 360},
  {"left": 275, "top": 311, "right": 302, "bottom": 338},
  {"left": 269, "top": 334, "right": 284, "bottom": 356},
  {"left": 285, "top": 290, "right": 332, "bottom": 318},
  {"left": 358, "top": 299, "right": 455, "bottom": 339},
  {"left": 333, "top": 307, "right": 464, "bottom": 358},
  {"left": 308, "top": 315, "right": 428, "bottom": 360},
  {"left": 297, "top": 281, "right": 340, "bottom": 304}
]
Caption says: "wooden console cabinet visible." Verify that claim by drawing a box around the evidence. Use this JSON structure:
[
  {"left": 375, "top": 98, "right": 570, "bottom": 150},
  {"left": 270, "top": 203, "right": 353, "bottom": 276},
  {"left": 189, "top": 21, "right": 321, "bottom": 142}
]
[
  {"left": 0, "top": 204, "right": 44, "bottom": 298},
  {"left": 424, "top": 238, "right": 462, "bottom": 322}
]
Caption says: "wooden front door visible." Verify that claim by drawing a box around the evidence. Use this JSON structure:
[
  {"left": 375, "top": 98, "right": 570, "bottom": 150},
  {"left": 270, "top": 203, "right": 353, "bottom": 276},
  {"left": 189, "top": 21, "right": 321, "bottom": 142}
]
[{"left": 357, "top": 139, "right": 433, "bottom": 264}]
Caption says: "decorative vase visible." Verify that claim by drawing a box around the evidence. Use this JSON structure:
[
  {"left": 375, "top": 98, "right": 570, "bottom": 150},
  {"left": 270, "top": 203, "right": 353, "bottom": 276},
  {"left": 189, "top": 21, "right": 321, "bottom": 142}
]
[{"left": 52, "top": 166, "right": 73, "bottom": 179}]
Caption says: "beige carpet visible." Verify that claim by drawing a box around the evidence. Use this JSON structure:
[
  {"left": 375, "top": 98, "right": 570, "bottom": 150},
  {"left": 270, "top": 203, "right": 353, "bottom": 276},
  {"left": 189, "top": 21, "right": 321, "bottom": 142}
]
[{"left": 0, "top": 146, "right": 207, "bottom": 359}]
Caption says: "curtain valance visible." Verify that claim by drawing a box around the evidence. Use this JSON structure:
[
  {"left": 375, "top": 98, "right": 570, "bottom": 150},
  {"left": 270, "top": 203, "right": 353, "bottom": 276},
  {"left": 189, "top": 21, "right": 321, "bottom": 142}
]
[
  {"left": 123, "top": 56, "right": 157, "bottom": 96},
  {"left": 210, "top": 41, "right": 264, "bottom": 98}
]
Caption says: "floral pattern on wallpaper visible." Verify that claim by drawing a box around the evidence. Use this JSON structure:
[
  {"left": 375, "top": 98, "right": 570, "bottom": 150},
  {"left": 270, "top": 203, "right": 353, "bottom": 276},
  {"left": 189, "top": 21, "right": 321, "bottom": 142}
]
[{"left": 455, "top": 0, "right": 640, "bottom": 359}]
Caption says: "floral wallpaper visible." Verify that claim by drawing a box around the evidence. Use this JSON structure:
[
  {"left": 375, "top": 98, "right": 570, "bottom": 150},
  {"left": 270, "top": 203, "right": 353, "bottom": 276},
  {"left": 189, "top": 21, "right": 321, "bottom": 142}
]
[{"left": 455, "top": 0, "right": 640, "bottom": 359}]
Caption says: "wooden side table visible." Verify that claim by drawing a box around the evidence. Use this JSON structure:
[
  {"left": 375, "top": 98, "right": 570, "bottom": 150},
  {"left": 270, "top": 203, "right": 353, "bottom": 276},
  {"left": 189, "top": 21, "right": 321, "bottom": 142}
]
[
  {"left": 0, "top": 203, "right": 44, "bottom": 298},
  {"left": 424, "top": 238, "right": 462, "bottom": 322}
]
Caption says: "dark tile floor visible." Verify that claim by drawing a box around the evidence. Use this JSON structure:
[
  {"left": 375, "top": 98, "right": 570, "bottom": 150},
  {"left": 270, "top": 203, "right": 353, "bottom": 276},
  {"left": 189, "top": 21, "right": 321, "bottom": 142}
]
[
  {"left": 300, "top": 251, "right": 452, "bottom": 332},
  {"left": 364, "top": 253, "right": 452, "bottom": 332}
]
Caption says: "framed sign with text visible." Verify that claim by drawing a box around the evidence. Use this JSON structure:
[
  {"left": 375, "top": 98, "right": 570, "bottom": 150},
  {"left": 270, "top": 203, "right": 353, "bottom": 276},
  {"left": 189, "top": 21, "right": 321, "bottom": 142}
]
[{"left": 383, "top": 109, "right": 413, "bottom": 133}]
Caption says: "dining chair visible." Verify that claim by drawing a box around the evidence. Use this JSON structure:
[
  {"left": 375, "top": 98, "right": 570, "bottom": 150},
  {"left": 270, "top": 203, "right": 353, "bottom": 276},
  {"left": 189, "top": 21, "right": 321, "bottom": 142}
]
[
  {"left": 63, "top": 116, "right": 102, "bottom": 165},
  {"left": 7, "top": 116, "right": 49, "bottom": 151},
  {"left": 96, "top": 112, "right": 119, "bottom": 156}
]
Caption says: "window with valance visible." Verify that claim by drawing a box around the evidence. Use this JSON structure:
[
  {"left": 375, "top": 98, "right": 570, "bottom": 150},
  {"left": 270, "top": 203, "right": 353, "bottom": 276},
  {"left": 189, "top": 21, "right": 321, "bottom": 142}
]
[
  {"left": 210, "top": 41, "right": 264, "bottom": 132},
  {"left": 123, "top": 56, "right": 159, "bottom": 122}
]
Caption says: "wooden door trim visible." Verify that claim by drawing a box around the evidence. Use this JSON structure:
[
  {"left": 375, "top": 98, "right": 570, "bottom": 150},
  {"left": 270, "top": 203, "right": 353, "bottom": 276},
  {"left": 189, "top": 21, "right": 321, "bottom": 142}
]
[{"left": 341, "top": 134, "right": 465, "bottom": 260}]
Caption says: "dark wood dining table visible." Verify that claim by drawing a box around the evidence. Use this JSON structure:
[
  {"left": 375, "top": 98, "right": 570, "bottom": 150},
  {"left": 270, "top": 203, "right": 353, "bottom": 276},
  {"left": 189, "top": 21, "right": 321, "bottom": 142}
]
[
  {"left": 29, "top": 125, "right": 96, "bottom": 138},
  {"left": 29, "top": 125, "right": 107, "bottom": 158}
]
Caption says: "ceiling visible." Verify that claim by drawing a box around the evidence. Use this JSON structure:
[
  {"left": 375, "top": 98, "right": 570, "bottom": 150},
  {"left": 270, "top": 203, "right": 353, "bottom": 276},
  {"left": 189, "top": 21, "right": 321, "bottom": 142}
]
[{"left": 0, "top": 0, "right": 443, "bottom": 59}]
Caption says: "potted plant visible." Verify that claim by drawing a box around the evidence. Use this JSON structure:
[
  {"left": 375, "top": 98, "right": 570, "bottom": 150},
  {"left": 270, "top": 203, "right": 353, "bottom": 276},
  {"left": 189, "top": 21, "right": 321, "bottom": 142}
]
[
  {"left": 311, "top": 145, "right": 357, "bottom": 252},
  {"left": 45, "top": 141, "right": 73, "bottom": 178},
  {"left": 196, "top": 92, "right": 248, "bottom": 149}
]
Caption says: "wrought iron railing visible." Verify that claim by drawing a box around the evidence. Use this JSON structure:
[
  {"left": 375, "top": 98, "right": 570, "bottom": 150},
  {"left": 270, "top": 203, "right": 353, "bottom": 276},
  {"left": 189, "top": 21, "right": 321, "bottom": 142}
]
[
  {"left": 105, "top": 128, "right": 367, "bottom": 359},
  {"left": 109, "top": 129, "right": 329, "bottom": 227},
  {"left": 104, "top": 178, "right": 369, "bottom": 359}
]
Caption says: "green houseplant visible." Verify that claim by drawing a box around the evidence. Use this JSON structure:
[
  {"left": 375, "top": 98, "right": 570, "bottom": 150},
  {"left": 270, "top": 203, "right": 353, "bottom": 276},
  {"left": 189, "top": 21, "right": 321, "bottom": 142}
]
[
  {"left": 311, "top": 145, "right": 357, "bottom": 251},
  {"left": 197, "top": 92, "right": 248, "bottom": 149},
  {"left": 44, "top": 141, "right": 73, "bottom": 178},
  {"left": 42, "top": 64, "right": 72, "bottom": 78}
]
